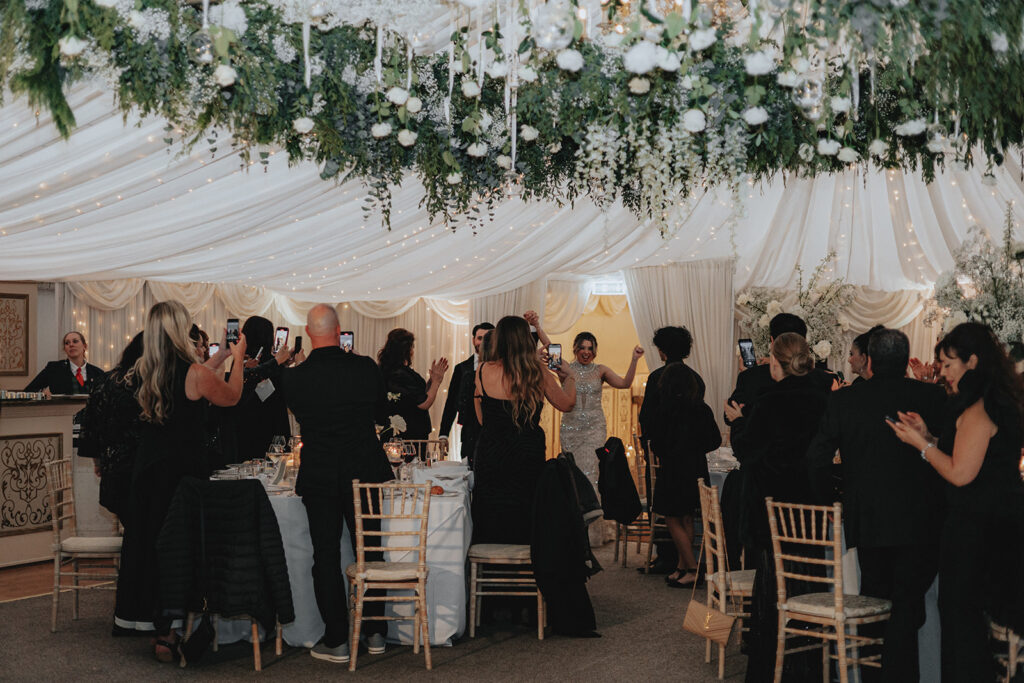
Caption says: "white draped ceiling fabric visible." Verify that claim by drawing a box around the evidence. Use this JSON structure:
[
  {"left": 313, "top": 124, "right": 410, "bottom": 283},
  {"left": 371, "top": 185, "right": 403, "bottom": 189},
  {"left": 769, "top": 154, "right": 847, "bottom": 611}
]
[{"left": 5, "top": 84, "right": 1024, "bottom": 418}]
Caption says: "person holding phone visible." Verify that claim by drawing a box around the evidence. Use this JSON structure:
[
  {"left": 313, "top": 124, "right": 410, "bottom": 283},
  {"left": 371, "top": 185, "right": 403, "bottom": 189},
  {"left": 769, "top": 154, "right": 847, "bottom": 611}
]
[{"left": 377, "top": 328, "right": 448, "bottom": 441}]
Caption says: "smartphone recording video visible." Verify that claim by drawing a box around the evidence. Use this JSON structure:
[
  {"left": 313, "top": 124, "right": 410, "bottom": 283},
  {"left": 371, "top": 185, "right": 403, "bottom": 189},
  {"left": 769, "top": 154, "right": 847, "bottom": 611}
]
[
  {"left": 226, "top": 318, "right": 240, "bottom": 345},
  {"left": 738, "top": 338, "right": 756, "bottom": 368},
  {"left": 547, "top": 343, "right": 562, "bottom": 370},
  {"left": 273, "top": 326, "right": 289, "bottom": 354},
  {"left": 340, "top": 331, "right": 354, "bottom": 353}
]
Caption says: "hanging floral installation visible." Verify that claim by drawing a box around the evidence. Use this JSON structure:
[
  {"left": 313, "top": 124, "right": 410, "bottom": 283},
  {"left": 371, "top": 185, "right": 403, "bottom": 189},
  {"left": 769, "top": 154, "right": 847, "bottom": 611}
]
[
  {"left": 926, "top": 205, "right": 1024, "bottom": 360},
  {"left": 1, "top": 0, "right": 1023, "bottom": 231},
  {"left": 735, "top": 252, "right": 855, "bottom": 362}
]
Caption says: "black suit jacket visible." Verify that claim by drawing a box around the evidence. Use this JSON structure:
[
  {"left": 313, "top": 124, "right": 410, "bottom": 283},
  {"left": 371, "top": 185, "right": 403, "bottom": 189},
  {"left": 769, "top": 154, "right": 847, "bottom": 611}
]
[
  {"left": 280, "top": 347, "right": 393, "bottom": 498},
  {"left": 638, "top": 362, "right": 705, "bottom": 443},
  {"left": 438, "top": 355, "right": 475, "bottom": 438},
  {"left": 25, "top": 360, "right": 106, "bottom": 395},
  {"left": 805, "top": 376, "right": 947, "bottom": 549},
  {"left": 726, "top": 363, "right": 836, "bottom": 426}
]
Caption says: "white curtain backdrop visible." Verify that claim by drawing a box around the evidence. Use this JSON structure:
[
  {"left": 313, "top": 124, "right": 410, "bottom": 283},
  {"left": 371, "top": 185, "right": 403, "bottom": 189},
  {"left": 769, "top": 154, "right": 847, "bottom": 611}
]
[
  {"left": 623, "top": 259, "right": 735, "bottom": 431},
  {"left": 470, "top": 279, "right": 548, "bottom": 329},
  {"left": 544, "top": 279, "right": 594, "bottom": 335}
]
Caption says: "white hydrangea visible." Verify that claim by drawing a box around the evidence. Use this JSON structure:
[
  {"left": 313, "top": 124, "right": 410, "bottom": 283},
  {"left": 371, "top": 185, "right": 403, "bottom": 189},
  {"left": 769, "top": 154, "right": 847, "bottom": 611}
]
[
  {"left": 213, "top": 64, "right": 237, "bottom": 87},
  {"left": 777, "top": 71, "right": 800, "bottom": 87},
  {"left": 58, "top": 35, "right": 88, "bottom": 57},
  {"left": 736, "top": 292, "right": 751, "bottom": 306},
  {"left": 386, "top": 87, "right": 409, "bottom": 106},
  {"left": 628, "top": 77, "right": 651, "bottom": 95},
  {"left": 744, "top": 51, "right": 775, "bottom": 76},
  {"left": 556, "top": 49, "right": 584, "bottom": 72},
  {"left": 496, "top": 155, "right": 512, "bottom": 169},
  {"left": 462, "top": 81, "right": 481, "bottom": 99},
  {"left": 682, "top": 109, "right": 706, "bottom": 133},
  {"left": 837, "top": 147, "right": 859, "bottom": 163},
  {"left": 273, "top": 34, "right": 298, "bottom": 63},
  {"left": 292, "top": 117, "right": 314, "bottom": 134},
  {"left": 812, "top": 340, "right": 832, "bottom": 360},
  {"left": 371, "top": 122, "right": 392, "bottom": 138},
  {"left": 895, "top": 118, "right": 927, "bottom": 136},
  {"left": 397, "top": 129, "right": 418, "bottom": 147},
  {"left": 405, "top": 97, "right": 423, "bottom": 114},
  {"left": 209, "top": 0, "right": 248, "bottom": 37},
  {"left": 623, "top": 41, "right": 659, "bottom": 74},
  {"left": 127, "top": 8, "right": 171, "bottom": 42},
  {"left": 742, "top": 107, "right": 768, "bottom": 126},
  {"left": 991, "top": 32, "right": 1009, "bottom": 53},
  {"left": 758, "top": 314, "right": 770, "bottom": 328},
  {"left": 689, "top": 28, "right": 717, "bottom": 51},
  {"left": 518, "top": 65, "right": 538, "bottom": 83},
  {"left": 766, "top": 300, "right": 783, "bottom": 316},
  {"left": 830, "top": 96, "right": 852, "bottom": 114},
  {"left": 817, "top": 138, "right": 840, "bottom": 156},
  {"left": 466, "top": 141, "right": 487, "bottom": 157},
  {"left": 486, "top": 61, "right": 509, "bottom": 79},
  {"left": 446, "top": 172, "right": 462, "bottom": 185},
  {"left": 520, "top": 125, "right": 539, "bottom": 141},
  {"left": 868, "top": 139, "right": 889, "bottom": 157}
]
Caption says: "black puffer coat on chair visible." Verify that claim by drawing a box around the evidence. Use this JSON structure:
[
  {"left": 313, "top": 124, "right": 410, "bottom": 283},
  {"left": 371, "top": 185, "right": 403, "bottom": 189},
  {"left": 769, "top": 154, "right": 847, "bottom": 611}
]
[{"left": 157, "top": 478, "right": 295, "bottom": 633}]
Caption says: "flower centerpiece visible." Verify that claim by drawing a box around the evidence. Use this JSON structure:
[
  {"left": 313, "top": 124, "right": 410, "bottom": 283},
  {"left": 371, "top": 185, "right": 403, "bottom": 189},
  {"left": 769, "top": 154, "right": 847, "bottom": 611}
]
[
  {"left": 736, "top": 252, "right": 854, "bottom": 362},
  {"left": 926, "top": 205, "right": 1024, "bottom": 359}
]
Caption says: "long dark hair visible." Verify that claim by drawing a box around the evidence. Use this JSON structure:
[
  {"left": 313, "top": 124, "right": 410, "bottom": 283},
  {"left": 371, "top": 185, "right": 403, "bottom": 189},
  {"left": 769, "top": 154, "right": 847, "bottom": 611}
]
[
  {"left": 242, "top": 316, "right": 274, "bottom": 360},
  {"left": 115, "top": 332, "right": 145, "bottom": 376},
  {"left": 936, "top": 322, "right": 1024, "bottom": 434},
  {"left": 492, "top": 316, "right": 545, "bottom": 425},
  {"left": 378, "top": 328, "right": 415, "bottom": 374},
  {"left": 658, "top": 362, "right": 701, "bottom": 413}
]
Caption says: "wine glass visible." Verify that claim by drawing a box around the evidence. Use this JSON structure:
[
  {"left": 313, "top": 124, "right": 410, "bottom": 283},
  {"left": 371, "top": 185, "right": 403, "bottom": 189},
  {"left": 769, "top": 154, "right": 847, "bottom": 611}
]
[
  {"left": 287, "top": 436, "right": 301, "bottom": 454},
  {"left": 269, "top": 435, "right": 287, "bottom": 454}
]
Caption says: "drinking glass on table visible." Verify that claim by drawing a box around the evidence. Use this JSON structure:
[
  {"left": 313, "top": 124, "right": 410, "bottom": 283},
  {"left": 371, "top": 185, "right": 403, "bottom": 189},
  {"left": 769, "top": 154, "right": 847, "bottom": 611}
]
[
  {"left": 287, "top": 436, "right": 301, "bottom": 454},
  {"left": 269, "top": 435, "right": 287, "bottom": 454}
]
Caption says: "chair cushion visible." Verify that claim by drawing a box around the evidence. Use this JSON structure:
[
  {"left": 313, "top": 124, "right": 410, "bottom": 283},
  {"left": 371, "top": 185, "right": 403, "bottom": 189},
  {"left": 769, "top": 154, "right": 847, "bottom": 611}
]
[
  {"left": 59, "top": 536, "right": 123, "bottom": 554},
  {"left": 345, "top": 562, "right": 426, "bottom": 581},
  {"left": 784, "top": 592, "right": 892, "bottom": 619},
  {"left": 709, "top": 568, "right": 756, "bottom": 593},
  {"left": 468, "top": 543, "right": 531, "bottom": 561}
]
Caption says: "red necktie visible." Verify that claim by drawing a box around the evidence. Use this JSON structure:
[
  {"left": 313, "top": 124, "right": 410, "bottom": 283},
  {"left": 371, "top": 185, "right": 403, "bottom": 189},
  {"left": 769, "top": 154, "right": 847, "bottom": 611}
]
[{"left": 75, "top": 367, "right": 85, "bottom": 387}]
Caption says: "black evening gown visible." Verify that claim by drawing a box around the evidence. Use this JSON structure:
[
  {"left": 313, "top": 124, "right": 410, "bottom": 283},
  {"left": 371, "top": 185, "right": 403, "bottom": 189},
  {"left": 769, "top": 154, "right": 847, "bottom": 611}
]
[
  {"left": 936, "top": 419, "right": 1024, "bottom": 682},
  {"left": 650, "top": 400, "right": 721, "bottom": 517},
  {"left": 383, "top": 365, "right": 432, "bottom": 440},
  {"left": 114, "top": 358, "right": 206, "bottom": 633},
  {"left": 471, "top": 384, "right": 546, "bottom": 545}
]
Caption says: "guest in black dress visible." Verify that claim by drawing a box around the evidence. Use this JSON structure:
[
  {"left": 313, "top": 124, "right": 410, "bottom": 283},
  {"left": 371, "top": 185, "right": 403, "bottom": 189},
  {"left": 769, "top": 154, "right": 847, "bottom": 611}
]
[
  {"left": 649, "top": 362, "right": 722, "bottom": 588},
  {"left": 25, "top": 330, "right": 106, "bottom": 394},
  {"left": 377, "top": 328, "right": 448, "bottom": 440},
  {"left": 115, "top": 300, "right": 245, "bottom": 660},
  {"left": 471, "top": 316, "right": 576, "bottom": 544},
  {"left": 889, "top": 322, "right": 1024, "bottom": 682},
  {"left": 730, "top": 333, "right": 831, "bottom": 683},
  {"left": 78, "top": 333, "right": 145, "bottom": 525}
]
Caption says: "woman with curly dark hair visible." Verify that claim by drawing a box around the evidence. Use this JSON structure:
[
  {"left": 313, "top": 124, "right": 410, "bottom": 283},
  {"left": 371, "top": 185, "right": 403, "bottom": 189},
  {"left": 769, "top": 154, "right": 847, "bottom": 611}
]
[
  {"left": 890, "top": 322, "right": 1024, "bottom": 682},
  {"left": 377, "top": 328, "right": 448, "bottom": 440}
]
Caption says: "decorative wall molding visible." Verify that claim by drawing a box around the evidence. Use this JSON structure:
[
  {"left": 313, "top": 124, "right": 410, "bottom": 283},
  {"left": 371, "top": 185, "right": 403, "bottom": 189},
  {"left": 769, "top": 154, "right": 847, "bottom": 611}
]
[
  {"left": 0, "top": 293, "right": 29, "bottom": 377},
  {"left": 0, "top": 433, "right": 61, "bottom": 538}
]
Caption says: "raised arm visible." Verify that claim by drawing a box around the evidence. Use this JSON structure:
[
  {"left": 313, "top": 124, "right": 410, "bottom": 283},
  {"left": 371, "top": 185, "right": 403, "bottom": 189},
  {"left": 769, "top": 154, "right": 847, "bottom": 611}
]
[
  {"left": 523, "top": 310, "right": 551, "bottom": 348},
  {"left": 416, "top": 358, "right": 449, "bottom": 410},
  {"left": 190, "top": 334, "right": 247, "bottom": 407},
  {"left": 600, "top": 345, "right": 645, "bottom": 389}
]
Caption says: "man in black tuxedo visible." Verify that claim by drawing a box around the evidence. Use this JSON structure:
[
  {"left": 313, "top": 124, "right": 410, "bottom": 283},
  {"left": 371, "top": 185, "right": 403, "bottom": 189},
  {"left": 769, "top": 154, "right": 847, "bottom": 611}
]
[
  {"left": 437, "top": 321, "right": 493, "bottom": 466},
  {"left": 806, "top": 329, "right": 947, "bottom": 682},
  {"left": 25, "top": 331, "right": 106, "bottom": 395},
  {"left": 280, "top": 304, "right": 393, "bottom": 663}
]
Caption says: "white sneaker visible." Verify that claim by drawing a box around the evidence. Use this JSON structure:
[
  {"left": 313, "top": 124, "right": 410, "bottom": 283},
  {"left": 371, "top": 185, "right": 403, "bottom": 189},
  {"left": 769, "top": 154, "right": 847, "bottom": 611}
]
[
  {"left": 366, "top": 633, "right": 386, "bottom": 655},
  {"left": 310, "top": 641, "right": 350, "bottom": 663}
]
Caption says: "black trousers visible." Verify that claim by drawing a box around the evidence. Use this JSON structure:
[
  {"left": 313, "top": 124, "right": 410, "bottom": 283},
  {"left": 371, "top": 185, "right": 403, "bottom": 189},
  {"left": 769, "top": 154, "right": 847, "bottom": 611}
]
[
  {"left": 303, "top": 491, "right": 387, "bottom": 647},
  {"left": 857, "top": 543, "right": 938, "bottom": 683}
]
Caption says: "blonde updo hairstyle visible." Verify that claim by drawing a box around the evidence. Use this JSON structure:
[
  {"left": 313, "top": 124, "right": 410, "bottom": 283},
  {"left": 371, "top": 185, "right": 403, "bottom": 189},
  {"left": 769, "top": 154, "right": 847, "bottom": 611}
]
[{"left": 771, "top": 332, "right": 815, "bottom": 378}]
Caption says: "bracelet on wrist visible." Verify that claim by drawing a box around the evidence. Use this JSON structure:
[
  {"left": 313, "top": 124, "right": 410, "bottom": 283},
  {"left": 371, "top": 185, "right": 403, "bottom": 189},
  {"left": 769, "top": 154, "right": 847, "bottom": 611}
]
[{"left": 920, "top": 442, "right": 935, "bottom": 461}]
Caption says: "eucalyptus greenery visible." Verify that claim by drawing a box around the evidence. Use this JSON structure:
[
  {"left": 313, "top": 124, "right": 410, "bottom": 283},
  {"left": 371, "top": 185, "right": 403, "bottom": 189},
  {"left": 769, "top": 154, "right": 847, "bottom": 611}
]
[{"left": 2, "top": 0, "right": 1022, "bottom": 230}]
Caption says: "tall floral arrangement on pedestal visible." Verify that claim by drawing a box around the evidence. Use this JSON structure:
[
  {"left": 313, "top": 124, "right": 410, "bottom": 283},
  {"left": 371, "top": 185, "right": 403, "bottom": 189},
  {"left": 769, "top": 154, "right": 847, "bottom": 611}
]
[
  {"left": 735, "top": 252, "right": 855, "bottom": 362},
  {"left": 926, "top": 205, "right": 1024, "bottom": 359}
]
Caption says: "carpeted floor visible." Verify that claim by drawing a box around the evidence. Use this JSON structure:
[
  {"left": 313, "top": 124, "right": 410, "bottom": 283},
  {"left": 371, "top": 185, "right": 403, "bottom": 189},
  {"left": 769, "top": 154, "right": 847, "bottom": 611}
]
[{"left": 0, "top": 544, "right": 747, "bottom": 681}]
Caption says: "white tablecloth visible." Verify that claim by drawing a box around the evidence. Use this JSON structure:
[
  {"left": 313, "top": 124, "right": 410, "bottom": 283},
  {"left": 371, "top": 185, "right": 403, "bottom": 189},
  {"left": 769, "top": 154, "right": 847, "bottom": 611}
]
[{"left": 213, "top": 486, "right": 472, "bottom": 648}]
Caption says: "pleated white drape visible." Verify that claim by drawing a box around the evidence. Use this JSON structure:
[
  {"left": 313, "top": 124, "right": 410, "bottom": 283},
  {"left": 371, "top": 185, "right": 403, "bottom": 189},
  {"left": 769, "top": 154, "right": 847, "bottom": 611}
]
[
  {"left": 469, "top": 279, "right": 548, "bottom": 329},
  {"left": 544, "top": 279, "right": 594, "bottom": 335},
  {"left": 623, "top": 259, "right": 735, "bottom": 431}
]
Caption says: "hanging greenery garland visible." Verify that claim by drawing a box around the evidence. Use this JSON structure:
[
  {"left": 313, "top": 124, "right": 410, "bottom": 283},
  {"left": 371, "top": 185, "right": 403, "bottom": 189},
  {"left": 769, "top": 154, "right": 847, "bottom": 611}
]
[{"left": 1, "top": 0, "right": 1022, "bottom": 231}]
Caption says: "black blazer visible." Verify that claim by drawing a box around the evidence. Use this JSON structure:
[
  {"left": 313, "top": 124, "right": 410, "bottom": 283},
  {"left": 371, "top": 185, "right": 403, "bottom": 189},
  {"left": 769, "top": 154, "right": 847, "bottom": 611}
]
[
  {"left": 25, "top": 359, "right": 106, "bottom": 395},
  {"left": 638, "top": 362, "right": 705, "bottom": 443},
  {"left": 438, "top": 355, "right": 475, "bottom": 438},
  {"left": 806, "top": 376, "right": 947, "bottom": 549},
  {"left": 726, "top": 363, "right": 836, "bottom": 425},
  {"left": 280, "top": 347, "right": 393, "bottom": 498}
]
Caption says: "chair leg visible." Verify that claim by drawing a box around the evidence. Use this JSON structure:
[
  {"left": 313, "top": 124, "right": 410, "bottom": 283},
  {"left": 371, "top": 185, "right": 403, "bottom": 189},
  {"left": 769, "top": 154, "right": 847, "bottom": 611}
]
[
  {"left": 51, "top": 555, "right": 61, "bottom": 633},
  {"left": 536, "top": 589, "right": 544, "bottom": 640},
  {"left": 645, "top": 524, "right": 655, "bottom": 573},
  {"left": 1009, "top": 630, "right": 1020, "bottom": 679},
  {"left": 837, "top": 623, "right": 849, "bottom": 683},
  {"left": 469, "top": 560, "right": 478, "bottom": 638},
  {"left": 72, "top": 558, "right": 80, "bottom": 620},
  {"left": 821, "top": 631, "right": 830, "bottom": 683},
  {"left": 276, "top": 622, "right": 282, "bottom": 656},
  {"left": 348, "top": 582, "right": 363, "bottom": 672},
  {"left": 251, "top": 621, "right": 261, "bottom": 672},
  {"left": 420, "top": 586, "right": 432, "bottom": 670},
  {"left": 774, "top": 612, "right": 786, "bottom": 683},
  {"left": 413, "top": 589, "right": 422, "bottom": 655},
  {"left": 213, "top": 613, "right": 219, "bottom": 652},
  {"left": 849, "top": 622, "right": 859, "bottom": 681},
  {"left": 185, "top": 613, "right": 194, "bottom": 639},
  {"left": 613, "top": 525, "right": 620, "bottom": 563}
]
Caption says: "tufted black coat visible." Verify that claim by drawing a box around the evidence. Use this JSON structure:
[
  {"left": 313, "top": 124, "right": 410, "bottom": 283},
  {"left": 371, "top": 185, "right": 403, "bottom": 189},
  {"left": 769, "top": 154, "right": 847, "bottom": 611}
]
[{"left": 157, "top": 478, "right": 295, "bottom": 631}]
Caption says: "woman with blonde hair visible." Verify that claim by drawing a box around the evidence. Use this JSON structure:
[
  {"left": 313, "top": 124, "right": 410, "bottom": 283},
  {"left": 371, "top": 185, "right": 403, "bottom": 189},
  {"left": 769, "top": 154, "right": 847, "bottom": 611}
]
[
  {"left": 116, "top": 300, "right": 247, "bottom": 661},
  {"left": 471, "top": 315, "right": 577, "bottom": 544}
]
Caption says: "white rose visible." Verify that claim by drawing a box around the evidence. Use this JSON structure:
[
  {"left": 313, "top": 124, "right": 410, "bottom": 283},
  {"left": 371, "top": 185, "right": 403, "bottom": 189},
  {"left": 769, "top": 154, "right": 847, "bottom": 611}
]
[
  {"left": 292, "top": 117, "right": 315, "bottom": 134},
  {"left": 462, "top": 81, "right": 481, "bottom": 99},
  {"left": 837, "top": 147, "right": 859, "bottom": 163},
  {"left": 405, "top": 96, "right": 423, "bottom": 114},
  {"left": 812, "top": 340, "right": 832, "bottom": 360},
  {"left": 743, "top": 106, "right": 768, "bottom": 126},
  {"left": 744, "top": 51, "right": 775, "bottom": 76},
  {"left": 623, "top": 40, "right": 659, "bottom": 75},
  {"left": 791, "top": 56, "right": 810, "bottom": 74},
  {"left": 518, "top": 65, "right": 538, "bottom": 83},
  {"left": 451, "top": 59, "right": 464, "bottom": 74},
  {"left": 689, "top": 28, "right": 717, "bottom": 51},
  {"left": 682, "top": 108, "right": 706, "bottom": 133},
  {"left": 817, "top": 138, "right": 840, "bottom": 156},
  {"left": 758, "top": 314, "right": 771, "bottom": 328},
  {"left": 548, "top": 141, "right": 562, "bottom": 153},
  {"left": 556, "top": 49, "right": 584, "bottom": 72},
  {"left": 479, "top": 111, "right": 493, "bottom": 131},
  {"left": 628, "top": 77, "right": 651, "bottom": 95},
  {"left": 837, "top": 315, "right": 851, "bottom": 332},
  {"left": 766, "top": 300, "right": 783, "bottom": 317},
  {"left": 868, "top": 139, "right": 889, "bottom": 157},
  {"left": 831, "top": 96, "right": 851, "bottom": 114},
  {"left": 58, "top": 35, "right": 88, "bottom": 57},
  {"left": 397, "top": 129, "right": 418, "bottom": 147},
  {"left": 389, "top": 414, "right": 408, "bottom": 434},
  {"left": 386, "top": 86, "right": 409, "bottom": 106},
  {"left": 446, "top": 172, "right": 462, "bottom": 185},
  {"left": 657, "top": 48, "right": 681, "bottom": 72},
  {"left": 777, "top": 70, "right": 800, "bottom": 87},
  {"left": 467, "top": 141, "right": 487, "bottom": 157},
  {"left": 991, "top": 31, "right": 1009, "bottom": 53},
  {"left": 798, "top": 142, "right": 815, "bottom": 162},
  {"left": 520, "top": 125, "right": 539, "bottom": 141},
  {"left": 487, "top": 61, "right": 509, "bottom": 79},
  {"left": 496, "top": 154, "right": 513, "bottom": 169},
  {"left": 895, "top": 118, "right": 927, "bottom": 136},
  {"left": 371, "top": 122, "right": 392, "bottom": 138},
  {"left": 736, "top": 292, "right": 751, "bottom": 306},
  {"left": 213, "top": 64, "right": 237, "bottom": 87},
  {"left": 680, "top": 75, "right": 695, "bottom": 90}
]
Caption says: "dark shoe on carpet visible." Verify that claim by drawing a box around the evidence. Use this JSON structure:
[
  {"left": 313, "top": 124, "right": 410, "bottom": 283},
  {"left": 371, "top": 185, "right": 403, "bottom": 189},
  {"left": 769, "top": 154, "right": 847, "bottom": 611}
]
[
  {"left": 636, "top": 560, "right": 674, "bottom": 575},
  {"left": 310, "top": 641, "right": 350, "bottom": 663},
  {"left": 153, "top": 638, "right": 179, "bottom": 663},
  {"left": 365, "top": 633, "right": 386, "bottom": 655}
]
